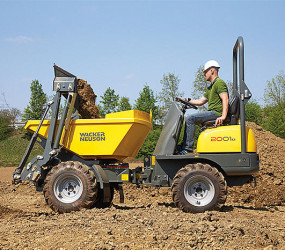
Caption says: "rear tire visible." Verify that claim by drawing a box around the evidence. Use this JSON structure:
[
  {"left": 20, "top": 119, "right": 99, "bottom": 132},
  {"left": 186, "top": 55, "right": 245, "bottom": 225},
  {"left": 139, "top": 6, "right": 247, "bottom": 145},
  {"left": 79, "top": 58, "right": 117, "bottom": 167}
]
[
  {"left": 171, "top": 163, "right": 227, "bottom": 213},
  {"left": 43, "top": 161, "right": 98, "bottom": 213}
]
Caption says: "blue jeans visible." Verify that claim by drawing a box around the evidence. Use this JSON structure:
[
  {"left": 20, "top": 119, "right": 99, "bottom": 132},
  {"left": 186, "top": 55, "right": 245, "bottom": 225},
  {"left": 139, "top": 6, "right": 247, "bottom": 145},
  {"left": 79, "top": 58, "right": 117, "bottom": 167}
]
[{"left": 182, "top": 111, "right": 219, "bottom": 151}]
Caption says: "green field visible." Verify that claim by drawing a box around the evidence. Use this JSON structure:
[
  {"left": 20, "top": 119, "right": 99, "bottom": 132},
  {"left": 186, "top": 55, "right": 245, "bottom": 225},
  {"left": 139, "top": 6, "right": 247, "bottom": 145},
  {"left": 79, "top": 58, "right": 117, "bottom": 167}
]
[{"left": 0, "top": 130, "right": 43, "bottom": 167}]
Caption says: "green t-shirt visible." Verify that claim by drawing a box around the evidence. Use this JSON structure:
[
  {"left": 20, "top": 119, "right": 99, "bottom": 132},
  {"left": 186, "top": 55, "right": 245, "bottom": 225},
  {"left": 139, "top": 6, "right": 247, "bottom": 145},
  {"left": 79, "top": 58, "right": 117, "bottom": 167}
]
[{"left": 203, "top": 77, "right": 228, "bottom": 116}]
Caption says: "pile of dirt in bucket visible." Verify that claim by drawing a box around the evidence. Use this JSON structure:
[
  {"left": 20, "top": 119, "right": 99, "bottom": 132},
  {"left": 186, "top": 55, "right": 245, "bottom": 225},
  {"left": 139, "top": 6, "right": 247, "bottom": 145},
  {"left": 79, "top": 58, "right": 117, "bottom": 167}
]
[
  {"left": 77, "top": 79, "right": 100, "bottom": 119},
  {"left": 228, "top": 121, "right": 285, "bottom": 207}
]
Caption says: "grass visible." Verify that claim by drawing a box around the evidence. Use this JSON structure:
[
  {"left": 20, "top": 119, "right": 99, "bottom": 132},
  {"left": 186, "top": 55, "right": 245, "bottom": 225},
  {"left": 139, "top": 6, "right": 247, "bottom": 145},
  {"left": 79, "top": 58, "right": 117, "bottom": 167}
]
[{"left": 0, "top": 130, "right": 43, "bottom": 167}]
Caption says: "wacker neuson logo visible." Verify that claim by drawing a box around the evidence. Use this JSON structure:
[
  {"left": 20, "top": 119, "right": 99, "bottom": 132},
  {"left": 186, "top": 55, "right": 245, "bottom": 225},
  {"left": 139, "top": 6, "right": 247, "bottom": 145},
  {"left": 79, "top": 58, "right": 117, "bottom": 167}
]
[{"left": 80, "top": 132, "right": 106, "bottom": 141}]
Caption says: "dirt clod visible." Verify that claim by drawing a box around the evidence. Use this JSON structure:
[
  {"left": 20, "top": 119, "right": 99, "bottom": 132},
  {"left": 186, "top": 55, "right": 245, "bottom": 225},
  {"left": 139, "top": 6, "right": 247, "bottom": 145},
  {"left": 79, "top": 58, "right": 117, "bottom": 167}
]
[{"left": 77, "top": 79, "right": 100, "bottom": 119}]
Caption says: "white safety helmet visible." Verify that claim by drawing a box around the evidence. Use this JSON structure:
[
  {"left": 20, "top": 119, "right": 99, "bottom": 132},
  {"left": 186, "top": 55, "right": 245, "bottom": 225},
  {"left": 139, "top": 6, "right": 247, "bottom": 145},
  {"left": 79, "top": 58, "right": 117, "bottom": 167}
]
[{"left": 203, "top": 60, "right": 220, "bottom": 72}]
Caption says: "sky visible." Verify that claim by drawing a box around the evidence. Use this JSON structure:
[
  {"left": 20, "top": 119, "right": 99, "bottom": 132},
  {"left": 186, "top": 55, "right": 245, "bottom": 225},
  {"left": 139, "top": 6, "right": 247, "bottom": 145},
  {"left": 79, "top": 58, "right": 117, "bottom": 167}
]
[{"left": 0, "top": 0, "right": 284, "bottom": 113}]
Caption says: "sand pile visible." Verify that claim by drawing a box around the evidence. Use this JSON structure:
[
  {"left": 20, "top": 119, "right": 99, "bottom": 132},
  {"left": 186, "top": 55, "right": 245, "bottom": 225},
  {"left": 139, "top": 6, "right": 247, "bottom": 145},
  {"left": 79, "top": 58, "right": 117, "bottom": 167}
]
[
  {"left": 229, "top": 121, "right": 285, "bottom": 207},
  {"left": 77, "top": 79, "right": 100, "bottom": 119}
]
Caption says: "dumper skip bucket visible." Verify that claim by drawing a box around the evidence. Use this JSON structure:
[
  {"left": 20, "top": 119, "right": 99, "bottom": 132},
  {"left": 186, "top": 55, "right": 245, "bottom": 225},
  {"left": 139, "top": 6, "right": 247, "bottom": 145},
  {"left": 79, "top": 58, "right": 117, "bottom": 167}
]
[{"left": 25, "top": 110, "right": 153, "bottom": 162}]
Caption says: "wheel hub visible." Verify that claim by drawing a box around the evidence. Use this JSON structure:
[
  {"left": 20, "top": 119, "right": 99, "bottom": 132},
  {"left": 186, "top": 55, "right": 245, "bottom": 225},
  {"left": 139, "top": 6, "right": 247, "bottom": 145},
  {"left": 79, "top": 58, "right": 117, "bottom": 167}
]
[
  {"left": 54, "top": 174, "right": 83, "bottom": 204},
  {"left": 67, "top": 183, "right": 75, "bottom": 192},
  {"left": 184, "top": 176, "right": 215, "bottom": 207}
]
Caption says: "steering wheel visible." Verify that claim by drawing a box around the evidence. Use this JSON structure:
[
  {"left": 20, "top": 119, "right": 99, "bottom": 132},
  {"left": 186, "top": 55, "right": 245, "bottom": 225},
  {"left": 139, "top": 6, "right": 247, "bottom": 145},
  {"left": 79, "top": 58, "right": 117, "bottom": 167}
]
[{"left": 175, "top": 97, "right": 198, "bottom": 110}]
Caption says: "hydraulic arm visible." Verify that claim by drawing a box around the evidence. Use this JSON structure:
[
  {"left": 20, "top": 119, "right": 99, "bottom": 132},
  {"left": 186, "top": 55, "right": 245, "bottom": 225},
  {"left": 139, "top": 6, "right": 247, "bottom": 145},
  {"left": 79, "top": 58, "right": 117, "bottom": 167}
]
[{"left": 13, "top": 65, "right": 78, "bottom": 184}]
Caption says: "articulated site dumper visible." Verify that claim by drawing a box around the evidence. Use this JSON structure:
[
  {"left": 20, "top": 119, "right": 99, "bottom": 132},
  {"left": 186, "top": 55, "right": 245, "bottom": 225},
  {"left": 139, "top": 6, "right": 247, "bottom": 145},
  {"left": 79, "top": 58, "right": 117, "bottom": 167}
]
[{"left": 13, "top": 36, "right": 259, "bottom": 213}]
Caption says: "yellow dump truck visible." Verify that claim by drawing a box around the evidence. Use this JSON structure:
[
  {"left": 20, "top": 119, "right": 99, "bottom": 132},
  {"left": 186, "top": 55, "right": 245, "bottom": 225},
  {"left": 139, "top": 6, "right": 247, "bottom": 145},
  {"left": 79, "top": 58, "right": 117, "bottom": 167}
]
[{"left": 14, "top": 37, "right": 259, "bottom": 213}]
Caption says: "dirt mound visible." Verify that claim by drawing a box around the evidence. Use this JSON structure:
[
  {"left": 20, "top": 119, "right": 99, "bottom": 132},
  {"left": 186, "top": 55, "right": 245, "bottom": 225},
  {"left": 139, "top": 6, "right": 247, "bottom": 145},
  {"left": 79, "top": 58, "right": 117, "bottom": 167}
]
[
  {"left": 1, "top": 181, "right": 285, "bottom": 249},
  {"left": 77, "top": 79, "right": 100, "bottom": 119},
  {"left": 228, "top": 122, "right": 285, "bottom": 207}
]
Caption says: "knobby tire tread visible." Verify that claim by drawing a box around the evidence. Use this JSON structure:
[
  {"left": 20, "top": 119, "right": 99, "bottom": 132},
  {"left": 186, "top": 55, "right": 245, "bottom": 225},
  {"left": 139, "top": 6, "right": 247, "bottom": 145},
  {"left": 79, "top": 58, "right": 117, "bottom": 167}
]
[
  {"left": 43, "top": 161, "right": 98, "bottom": 213},
  {"left": 171, "top": 163, "right": 227, "bottom": 213}
]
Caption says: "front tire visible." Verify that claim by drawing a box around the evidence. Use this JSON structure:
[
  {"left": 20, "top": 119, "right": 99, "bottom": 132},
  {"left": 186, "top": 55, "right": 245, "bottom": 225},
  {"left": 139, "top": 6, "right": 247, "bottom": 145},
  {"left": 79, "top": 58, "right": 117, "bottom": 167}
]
[
  {"left": 43, "top": 161, "right": 98, "bottom": 213},
  {"left": 171, "top": 163, "right": 227, "bottom": 213}
]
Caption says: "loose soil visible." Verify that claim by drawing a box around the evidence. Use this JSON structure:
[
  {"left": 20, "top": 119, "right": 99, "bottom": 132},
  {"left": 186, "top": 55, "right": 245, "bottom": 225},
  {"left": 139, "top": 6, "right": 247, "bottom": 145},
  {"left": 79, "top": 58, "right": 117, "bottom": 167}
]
[
  {"left": 229, "top": 122, "right": 285, "bottom": 208},
  {"left": 1, "top": 123, "right": 285, "bottom": 249}
]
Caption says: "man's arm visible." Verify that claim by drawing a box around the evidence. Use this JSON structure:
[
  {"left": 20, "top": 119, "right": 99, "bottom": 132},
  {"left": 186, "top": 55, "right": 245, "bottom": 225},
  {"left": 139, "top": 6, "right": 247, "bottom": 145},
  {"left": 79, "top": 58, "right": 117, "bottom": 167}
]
[
  {"left": 215, "top": 93, "right": 229, "bottom": 126},
  {"left": 189, "top": 96, "right": 208, "bottom": 106}
]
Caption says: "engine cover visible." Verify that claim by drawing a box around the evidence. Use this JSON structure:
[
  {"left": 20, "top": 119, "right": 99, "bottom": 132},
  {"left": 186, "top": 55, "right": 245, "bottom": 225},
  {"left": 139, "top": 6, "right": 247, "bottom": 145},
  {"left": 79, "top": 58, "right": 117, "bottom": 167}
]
[{"left": 197, "top": 125, "right": 257, "bottom": 153}]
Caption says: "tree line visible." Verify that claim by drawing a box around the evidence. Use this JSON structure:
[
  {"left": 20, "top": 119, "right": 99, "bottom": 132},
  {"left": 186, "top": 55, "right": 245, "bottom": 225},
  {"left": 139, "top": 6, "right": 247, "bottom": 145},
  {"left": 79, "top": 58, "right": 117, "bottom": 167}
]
[
  {"left": 97, "top": 73, "right": 183, "bottom": 124},
  {"left": 1, "top": 69, "right": 284, "bottom": 158}
]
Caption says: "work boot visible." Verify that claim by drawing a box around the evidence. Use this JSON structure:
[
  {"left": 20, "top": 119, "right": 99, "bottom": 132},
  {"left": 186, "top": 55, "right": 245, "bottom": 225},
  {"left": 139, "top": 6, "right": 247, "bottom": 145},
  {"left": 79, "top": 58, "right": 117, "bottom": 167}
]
[{"left": 178, "top": 149, "right": 193, "bottom": 155}]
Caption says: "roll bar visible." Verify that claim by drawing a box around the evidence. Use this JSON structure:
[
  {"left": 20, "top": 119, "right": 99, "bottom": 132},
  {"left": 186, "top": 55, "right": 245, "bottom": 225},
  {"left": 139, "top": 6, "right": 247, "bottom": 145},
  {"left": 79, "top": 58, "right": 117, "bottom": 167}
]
[{"left": 233, "top": 36, "right": 252, "bottom": 153}]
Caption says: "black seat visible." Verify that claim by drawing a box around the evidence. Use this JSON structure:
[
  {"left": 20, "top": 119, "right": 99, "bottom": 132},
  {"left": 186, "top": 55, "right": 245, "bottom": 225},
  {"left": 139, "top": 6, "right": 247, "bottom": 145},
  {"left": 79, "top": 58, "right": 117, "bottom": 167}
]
[
  {"left": 200, "top": 94, "right": 240, "bottom": 129},
  {"left": 227, "top": 94, "right": 240, "bottom": 125}
]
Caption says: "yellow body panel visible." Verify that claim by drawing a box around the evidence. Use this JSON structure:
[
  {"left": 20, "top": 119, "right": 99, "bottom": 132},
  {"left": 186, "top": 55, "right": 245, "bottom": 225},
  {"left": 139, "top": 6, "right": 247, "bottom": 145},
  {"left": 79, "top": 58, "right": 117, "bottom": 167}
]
[
  {"left": 197, "top": 125, "right": 257, "bottom": 153},
  {"left": 25, "top": 110, "right": 153, "bottom": 161}
]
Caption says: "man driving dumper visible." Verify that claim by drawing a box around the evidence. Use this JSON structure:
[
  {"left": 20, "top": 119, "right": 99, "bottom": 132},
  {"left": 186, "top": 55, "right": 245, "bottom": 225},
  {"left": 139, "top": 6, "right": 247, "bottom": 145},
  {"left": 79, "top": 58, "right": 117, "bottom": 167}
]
[{"left": 179, "top": 60, "right": 229, "bottom": 155}]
